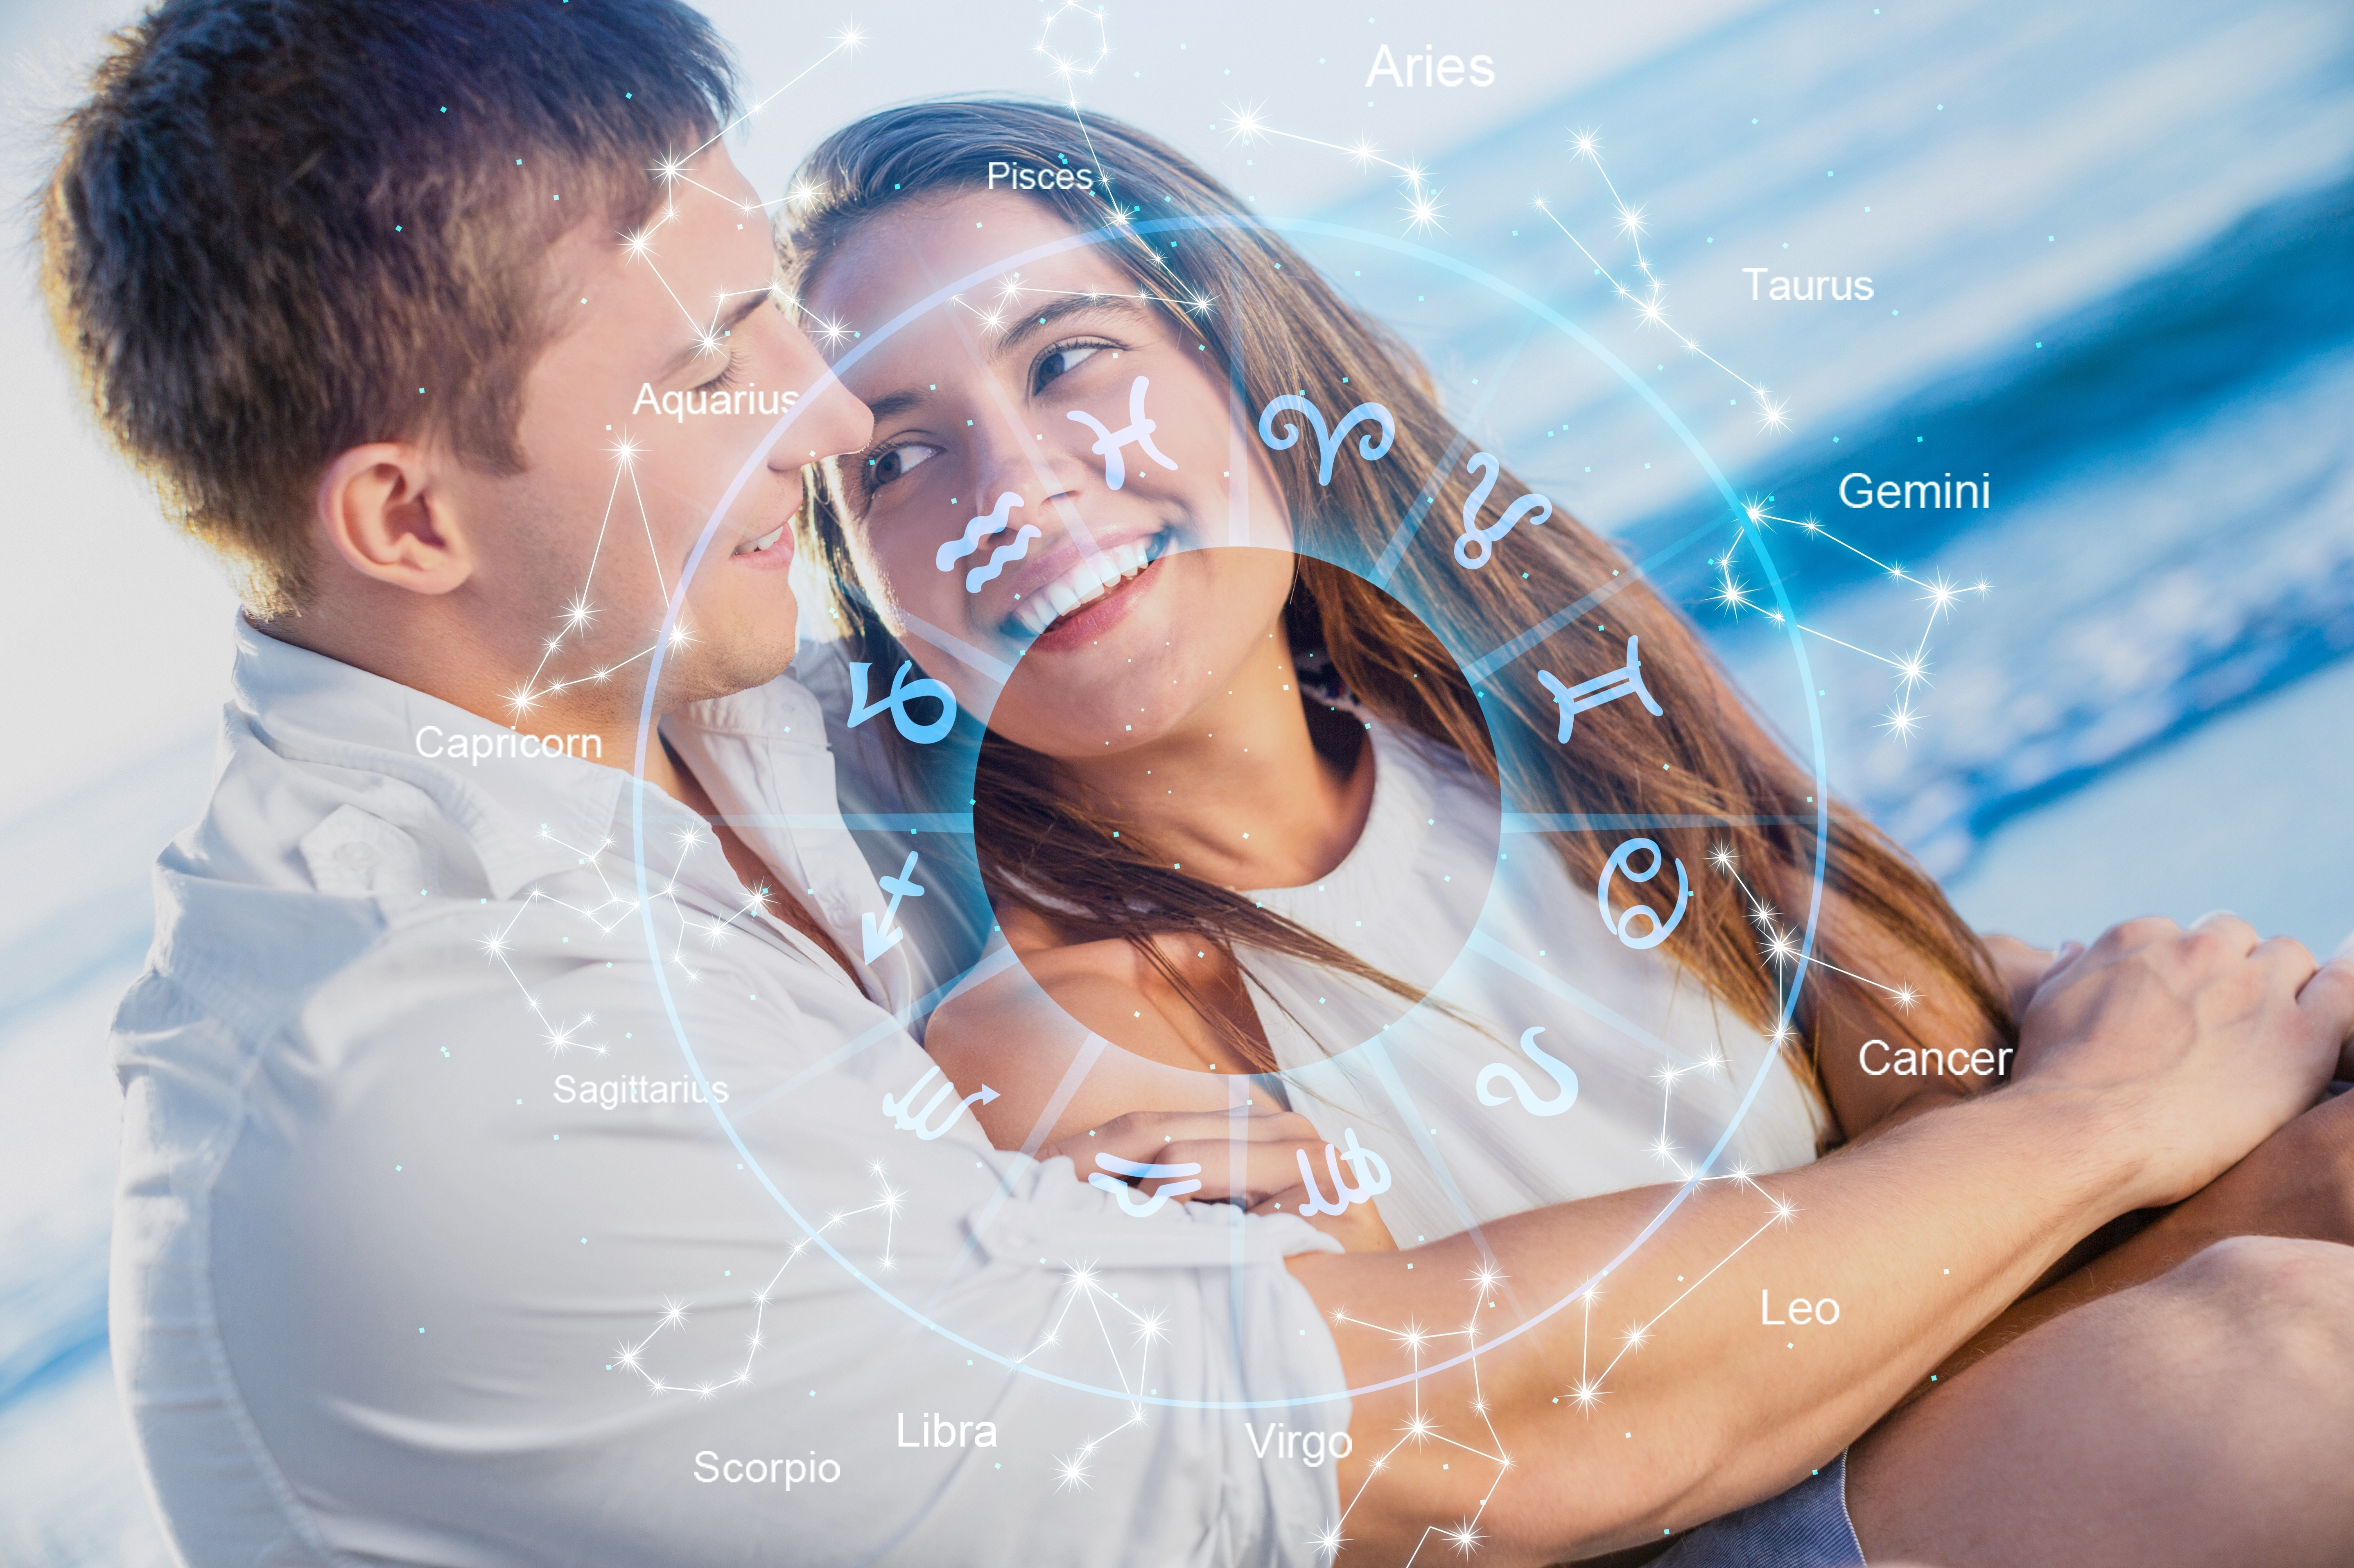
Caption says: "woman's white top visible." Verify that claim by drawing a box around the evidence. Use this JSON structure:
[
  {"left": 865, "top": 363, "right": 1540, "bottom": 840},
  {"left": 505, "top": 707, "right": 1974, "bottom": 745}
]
[{"left": 1239, "top": 716, "right": 1824, "bottom": 1247}]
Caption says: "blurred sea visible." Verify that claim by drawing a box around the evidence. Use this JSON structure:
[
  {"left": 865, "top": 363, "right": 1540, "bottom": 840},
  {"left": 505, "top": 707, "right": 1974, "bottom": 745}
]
[{"left": 3, "top": 0, "right": 2348, "bottom": 1558}]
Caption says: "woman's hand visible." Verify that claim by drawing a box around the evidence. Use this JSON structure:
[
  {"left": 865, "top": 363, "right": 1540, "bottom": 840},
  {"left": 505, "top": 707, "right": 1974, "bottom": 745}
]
[
  {"left": 2010, "top": 913, "right": 2353, "bottom": 1209},
  {"left": 1044, "top": 1106, "right": 1398, "bottom": 1250},
  {"left": 1981, "top": 931, "right": 2060, "bottom": 1023},
  {"left": 1247, "top": 1182, "right": 1398, "bottom": 1251}
]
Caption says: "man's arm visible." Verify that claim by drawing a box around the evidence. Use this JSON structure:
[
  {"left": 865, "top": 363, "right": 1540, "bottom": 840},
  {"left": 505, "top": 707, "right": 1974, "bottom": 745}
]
[{"left": 1280, "top": 918, "right": 2354, "bottom": 1562}]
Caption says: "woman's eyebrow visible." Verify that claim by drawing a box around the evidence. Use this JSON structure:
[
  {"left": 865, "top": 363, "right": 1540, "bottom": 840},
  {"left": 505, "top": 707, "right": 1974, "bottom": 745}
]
[
  {"left": 862, "top": 388, "right": 928, "bottom": 425},
  {"left": 987, "top": 292, "right": 1152, "bottom": 357}
]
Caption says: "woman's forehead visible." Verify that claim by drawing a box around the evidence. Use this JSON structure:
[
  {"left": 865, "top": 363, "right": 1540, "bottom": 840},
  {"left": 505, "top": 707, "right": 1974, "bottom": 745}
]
[{"left": 811, "top": 189, "right": 1134, "bottom": 314}]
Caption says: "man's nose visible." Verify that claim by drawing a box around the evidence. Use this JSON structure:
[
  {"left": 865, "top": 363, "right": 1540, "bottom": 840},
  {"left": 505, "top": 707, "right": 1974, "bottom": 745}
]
[{"left": 769, "top": 324, "right": 873, "bottom": 468}]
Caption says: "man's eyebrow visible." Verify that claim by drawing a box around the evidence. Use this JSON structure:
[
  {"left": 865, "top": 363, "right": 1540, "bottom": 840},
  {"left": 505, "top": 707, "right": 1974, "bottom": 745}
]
[
  {"left": 654, "top": 287, "right": 773, "bottom": 381},
  {"left": 985, "top": 291, "right": 1154, "bottom": 357}
]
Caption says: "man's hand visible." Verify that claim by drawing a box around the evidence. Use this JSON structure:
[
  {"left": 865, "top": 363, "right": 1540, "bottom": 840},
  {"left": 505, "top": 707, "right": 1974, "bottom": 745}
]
[{"left": 2012, "top": 914, "right": 2354, "bottom": 1209}]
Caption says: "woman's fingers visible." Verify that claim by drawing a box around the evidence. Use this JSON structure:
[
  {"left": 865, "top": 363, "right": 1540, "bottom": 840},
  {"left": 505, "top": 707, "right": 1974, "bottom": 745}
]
[
  {"left": 2292, "top": 956, "right": 2354, "bottom": 1080},
  {"left": 1051, "top": 1107, "right": 1315, "bottom": 1164},
  {"left": 1046, "top": 1107, "right": 1346, "bottom": 1206}
]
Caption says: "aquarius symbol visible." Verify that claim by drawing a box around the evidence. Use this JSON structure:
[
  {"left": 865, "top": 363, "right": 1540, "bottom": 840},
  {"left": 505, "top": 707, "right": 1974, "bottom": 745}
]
[
  {"left": 1292, "top": 1128, "right": 1393, "bottom": 1217},
  {"left": 847, "top": 661, "right": 957, "bottom": 745},
  {"left": 1089, "top": 1152, "right": 1204, "bottom": 1217},
  {"left": 1536, "top": 634, "right": 1664, "bottom": 741},
  {"left": 1256, "top": 394, "right": 1396, "bottom": 486},
  {"left": 1598, "top": 837, "right": 1690, "bottom": 950},
  {"left": 938, "top": 491, "right": 1025, "bottom": 572},
  {"left": 860, "top": 850, "right": 927, "bottom": 963},
  {"left": 1477, "top": 1026, "right": 1581, "bottom": 1116},
  {"left": 882, "top": 1062, "right": 1000, "bottom": 1140},
  {"left": 1453, "top": 452, "right": 1554, "bottom": 569},
  {"left": 963, "top": 525, "right": 1041, "bottom": 592},
  {"left": 1066, "top": 376, "right": 1179, "bottom": 490}
]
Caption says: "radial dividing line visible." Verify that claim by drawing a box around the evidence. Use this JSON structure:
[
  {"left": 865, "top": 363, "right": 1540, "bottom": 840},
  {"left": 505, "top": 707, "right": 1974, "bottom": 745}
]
[
  {"left": 1466, "top": 931, "right": 1702, "bottom": 1071},
  {"left": 897, "top": 612, "right": 1014, "bottom": 686}
]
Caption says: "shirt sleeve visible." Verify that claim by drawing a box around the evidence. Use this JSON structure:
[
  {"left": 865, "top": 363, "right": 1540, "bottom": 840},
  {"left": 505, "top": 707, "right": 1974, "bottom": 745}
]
[{"left": 172, "top": 895, "right": 1353, "bottom": 1568}]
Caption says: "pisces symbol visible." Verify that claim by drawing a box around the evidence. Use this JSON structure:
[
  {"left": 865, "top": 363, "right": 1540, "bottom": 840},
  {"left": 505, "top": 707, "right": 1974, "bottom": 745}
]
[
  {"left": 1291, "top": 1128, "right": 1394, "bottom": 1216},
  {"left": 1089, "top": 1152, "right": 1204, "bottom": 1217},
  {"left": 847, "top": 661, "right": 957, "bottom": 745},
  {"left": 860, "top": 850, "right": 927, "bottom": 963},
  {"left": 1453, "top": 452, "right": 1553, "bottom": 569},
  {"left": 1598, "top": 838, "right": 1690, "bottom": 950},
  {"left": 1257, "top": 394, "right": 1396, "bottom": 486},
  {"left": 1067, "top": 376, "right": 1179, "bottom": 490},
  {"left": 1477, "top": 1026, "right": 1581, "bottom": 1116},
  {"left": 881, "top": 1062, "right": 999, "bottom": 1140}
]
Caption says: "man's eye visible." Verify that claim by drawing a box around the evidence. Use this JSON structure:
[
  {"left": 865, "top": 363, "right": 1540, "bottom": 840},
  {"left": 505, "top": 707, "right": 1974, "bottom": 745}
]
[
  {"left": 1033, "top": 343, "right": 1103, "bottom": 393},
  {"left": 869, "top": 443, "right": 941, "bottom": 487}
]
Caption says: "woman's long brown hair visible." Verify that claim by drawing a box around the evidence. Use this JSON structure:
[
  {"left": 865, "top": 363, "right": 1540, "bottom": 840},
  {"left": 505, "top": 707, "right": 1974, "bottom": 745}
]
[{"left": 779, "top": 99, "right": 2010, "bottom": 1143}]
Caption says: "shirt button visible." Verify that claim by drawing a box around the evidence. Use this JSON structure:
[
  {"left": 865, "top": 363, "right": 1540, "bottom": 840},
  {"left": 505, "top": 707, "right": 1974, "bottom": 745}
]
[{"left": 335, "top": 841, "right": 377, "bottom": 865}]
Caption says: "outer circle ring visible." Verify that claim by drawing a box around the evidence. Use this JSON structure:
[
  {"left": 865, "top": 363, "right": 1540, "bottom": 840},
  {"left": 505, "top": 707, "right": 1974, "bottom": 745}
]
[{"left": 624, "top": 213, "right": 1831, "bottom": 1409}]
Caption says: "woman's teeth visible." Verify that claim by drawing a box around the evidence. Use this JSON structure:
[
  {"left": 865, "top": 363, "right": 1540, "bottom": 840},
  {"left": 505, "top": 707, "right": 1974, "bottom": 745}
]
[
  {"left": 734, "top": 523, "right": 786, "bottom": 557},
  {"left": 1012, "top": 536, "right": 1163, "bottom": 636}
]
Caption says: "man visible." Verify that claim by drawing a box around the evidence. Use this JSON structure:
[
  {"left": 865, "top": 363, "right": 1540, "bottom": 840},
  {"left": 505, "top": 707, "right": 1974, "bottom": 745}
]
[{"left": 43, "top": 2, "right": 2354, "bottom": 1564}]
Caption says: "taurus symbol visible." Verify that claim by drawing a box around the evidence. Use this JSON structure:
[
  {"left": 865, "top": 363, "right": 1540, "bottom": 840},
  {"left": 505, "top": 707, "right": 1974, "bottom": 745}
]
[
  {"left": 1477, "top": 1026, "right": 1581, "bottom": 1116},
  {"left": 1257, "top": 394, "right": 1397, "bottom": 486}
]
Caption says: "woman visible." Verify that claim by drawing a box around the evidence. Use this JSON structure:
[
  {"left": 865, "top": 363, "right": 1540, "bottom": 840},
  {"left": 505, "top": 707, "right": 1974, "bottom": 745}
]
[
  {"left": 779, "top": 101, "right": 2014, "bottom": 1250},
  {"left": 771, "top": 99, "right": 2354, "bottom": 1566}
]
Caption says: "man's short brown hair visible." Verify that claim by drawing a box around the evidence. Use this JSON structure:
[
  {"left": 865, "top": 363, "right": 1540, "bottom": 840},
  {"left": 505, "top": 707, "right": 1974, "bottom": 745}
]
[{"left": 38, "top": 0, "right": 738, "bottom": 617}]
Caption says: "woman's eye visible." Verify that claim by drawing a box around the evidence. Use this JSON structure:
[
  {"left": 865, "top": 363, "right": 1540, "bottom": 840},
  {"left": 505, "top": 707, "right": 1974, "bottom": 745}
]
[
  {"left": 1033, "top": 343, "right": 1103, "bottom": 392},
  {"left": 869, "top": 442, "right": 941, "bottom": 487}
]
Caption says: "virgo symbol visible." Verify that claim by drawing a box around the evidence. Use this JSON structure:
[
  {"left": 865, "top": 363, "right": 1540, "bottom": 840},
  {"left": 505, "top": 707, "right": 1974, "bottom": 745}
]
[
  {"left": 1476, "top": 1026, "right": 1581, "bottom": 1116},
  {"left": 1597, "top": 837, "right": 1690, "bottom": 950},
  {"left": 1257, "top": 394, "right": 1397, "bottom": 486}
]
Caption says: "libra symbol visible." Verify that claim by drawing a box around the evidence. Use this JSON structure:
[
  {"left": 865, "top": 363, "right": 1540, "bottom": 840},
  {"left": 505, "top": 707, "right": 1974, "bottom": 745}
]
[{"left": 1536, "top": 634, "right": 1664, "bottom": 742}]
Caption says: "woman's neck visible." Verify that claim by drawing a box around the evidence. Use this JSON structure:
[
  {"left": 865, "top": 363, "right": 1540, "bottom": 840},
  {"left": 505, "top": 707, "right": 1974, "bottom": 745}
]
[{"left": 1057, "top": 627, "right": 1376, "bottom": 891}]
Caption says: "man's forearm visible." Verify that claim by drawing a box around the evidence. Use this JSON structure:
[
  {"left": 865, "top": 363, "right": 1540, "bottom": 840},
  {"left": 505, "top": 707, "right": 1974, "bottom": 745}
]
[{"left": 1289, "top": 1084, "right": 2144, "bottom": 1561}]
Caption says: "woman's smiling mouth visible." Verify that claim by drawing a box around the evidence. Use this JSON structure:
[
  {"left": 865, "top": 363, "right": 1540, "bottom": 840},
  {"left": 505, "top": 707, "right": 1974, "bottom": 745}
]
[{"left": 1009, "top": 529, "right": 1170, "bottom": 639}]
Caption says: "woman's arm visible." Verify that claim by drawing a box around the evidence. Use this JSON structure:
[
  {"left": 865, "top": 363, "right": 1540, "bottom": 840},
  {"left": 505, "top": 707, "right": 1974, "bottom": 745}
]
[
  {"left": 1273, "top": 917, "right": 2352, "bottom": 1561},
  {"left": 924, "top": 936, "right": 1396, "bottom": 1248}
]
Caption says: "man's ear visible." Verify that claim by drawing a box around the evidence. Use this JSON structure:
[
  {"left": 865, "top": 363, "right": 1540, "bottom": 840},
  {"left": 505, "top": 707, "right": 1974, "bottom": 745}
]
[{"left": 314, "top": 442, "right": 472, "bottom": 594}]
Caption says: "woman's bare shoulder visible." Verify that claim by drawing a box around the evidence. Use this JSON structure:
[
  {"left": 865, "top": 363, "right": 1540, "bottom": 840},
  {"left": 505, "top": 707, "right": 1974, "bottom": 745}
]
[{"left": 924, "top": 933, "right": 1222, "bottom": 1149}]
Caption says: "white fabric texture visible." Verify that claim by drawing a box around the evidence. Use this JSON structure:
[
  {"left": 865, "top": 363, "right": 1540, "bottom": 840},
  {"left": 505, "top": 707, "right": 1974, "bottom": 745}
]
[
  {"left": 107, "top": 619, "right": 1349, "bottom": 1568},
  {"left": 1236, "top": 715, "right": 1825, "bottom": 1249}
]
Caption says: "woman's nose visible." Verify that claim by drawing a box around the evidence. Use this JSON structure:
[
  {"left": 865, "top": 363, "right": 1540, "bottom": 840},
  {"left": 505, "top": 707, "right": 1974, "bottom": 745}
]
[{"left": 965, "top": 408, "right": 1090, "bottom": 513}]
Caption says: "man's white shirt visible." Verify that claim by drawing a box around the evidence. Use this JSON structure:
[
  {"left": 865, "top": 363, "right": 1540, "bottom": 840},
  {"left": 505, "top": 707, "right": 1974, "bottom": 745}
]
[{"left": 108, "top": 619, "right": 1347, "bottom": 1567}]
